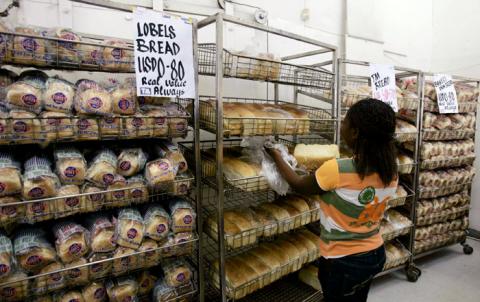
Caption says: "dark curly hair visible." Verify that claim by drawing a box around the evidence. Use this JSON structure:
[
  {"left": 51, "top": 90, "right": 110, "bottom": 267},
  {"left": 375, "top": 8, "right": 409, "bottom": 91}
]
[{"left": 345, "top": 98, "right": 398, "bottom": 186}]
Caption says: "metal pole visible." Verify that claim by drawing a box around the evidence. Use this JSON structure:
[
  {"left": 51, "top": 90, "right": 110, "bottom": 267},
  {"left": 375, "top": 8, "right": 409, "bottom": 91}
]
[
  {"left": 192, "top": 20, "right": 205, "bottom": 302},
  {"left": 214, "top": 13, "right": 227, "bottom": 302},
  {"left": 334, "top": 57, "right": 342, "bottom": 145}
]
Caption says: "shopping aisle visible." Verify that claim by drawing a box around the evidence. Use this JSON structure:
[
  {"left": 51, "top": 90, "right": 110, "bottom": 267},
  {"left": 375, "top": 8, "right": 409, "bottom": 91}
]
[{"left": 370, "top": 239, "right": 480, "bottom": 302}]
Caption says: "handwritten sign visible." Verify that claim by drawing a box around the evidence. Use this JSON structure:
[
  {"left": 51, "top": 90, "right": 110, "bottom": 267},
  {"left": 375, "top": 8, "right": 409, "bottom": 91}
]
[
  {"left": 433, "top": 74, "right": 458, "bottom": 114},
  {"left": 133, "top": 9, "right": 195, "bottom": 98},
  {"left": 369, "top": 64, "right": 398, "bottom": 112}
]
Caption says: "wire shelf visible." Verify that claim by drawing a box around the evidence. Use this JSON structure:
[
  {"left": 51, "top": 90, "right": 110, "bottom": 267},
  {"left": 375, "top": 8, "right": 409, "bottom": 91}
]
[
  {"left": 381, "top": 223, "right": 413, "bottom": 242},
  {"left": 398, "top": 161, "right": 415, "bottom": 174},
  {"left": 0, "top": 31, "right": 134, "bottom": 72},
  {"left": 0, "top": 235, "right": 198, "bottom": 299},
  {"left": 418, "top": 182, "right": 472, "bottom": 199},
  {"left": 197, "top": 97, "right": 336, "bottom": 138},
  {"left": 415, "top": 205, "right": 470, "bottom": 226},
  {"left": 342, "top": 92, "right": 419, "bottom": 111},
  {"left": 423, "top": 99, "right": 477, "bottom": 113},
  {"left": 0, "top": 111, "right": 189, "bottom": 146},
  {"left": 197, "top": 43, "right": 334, "bottom": 89},
  {"left": 384, "top": 244, "right": 411, "bottom": 271},
  {"left": 386, "top": 185, "right": 414, "bottom": 210},
  {"left": 0, "top": 171, "right": 194, "bottom": 226},
  {"left": 414, "top": 230, "right": 467, "bottom": 254},
  {"left": 422, "top": 129, "right": 475, "bottom": 141},
  {"left": 420, "top": 155, "right": 475, "bottom": 170}
]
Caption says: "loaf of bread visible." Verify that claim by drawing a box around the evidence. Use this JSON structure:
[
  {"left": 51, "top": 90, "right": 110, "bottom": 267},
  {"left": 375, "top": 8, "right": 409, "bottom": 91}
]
[
  {"left": 39, "top": 111, "right": 74, "bottom": 144},
  {"left": 115, "top": 208, "right": 144, "bottom": 249},
  {"left": 13, "top": 228, "right": 56, "bottom": 273},
  {"left": 144, "top": 204, "right": 170, "bottom": 242},
  {"left": 0, "top": 271, "right": 29, "bottom": 302},
  {"left": 250, "top": 207, "right": 278, "bottom": 237},
  {"left": 98, "top": 116, "right": 120, "bottom": 138},
  {"left": 298, "top": 265, "right": 321, "bottom": 291},
  {"left": 74, "top": 117, "right": 99, "bottom": 140},
  {"left": 169, "top": 199, "right": 195, "bottom": 233},
  {"left": 82, "top": 282, "right": 107, "bottom": 302},
  {"left": 25, "top": 199, "right": 55, "bottom": 223},
  {"left": 22, "top": 156, "right": 59, "bottom": 200},
  {"left": 117, "top": 148, "right": 147, "bottom": 177},
  {"left": 32, "top": 296, "right": 53, "bottom": 302},
  {"left": 43, "top": 77, "right": 75, "bottom": 113},
  {"left": 127, "top": 175, "right": 149, "bottom": 204},
  {"left": 49, "top": 28, "right": 81, "bottom": 64},
  {"left": 86, "top": 214, "right": 116, "bottom": 253},
  {"left": 0, "top": 108, "right": 10, "bottom": 144},
  {"left": 7, "top": 74, "right": 45, "bottom": 114},
  {"left": 112, "top": 246, "right": 137, "bottom": 276},
  {"left": 396, "top": 119, "right": 417, "bottom": 133},
  {"left": 138, "top": 238, "right": 158, "bottom": 268},
  {"left": 397, "top": 154, "right": 414, "bottom": 174},
  {"left": 0, "top": 23, "right": 12, "bottom": 63},
  {"left": 256, "top": 203, "right": 291, "bottom": 233},
  {"left": 106, "top": 276, "right": 138, "bottom": 302},
  {"left": 33, "top": 261, "right": 66, "bottom": 295},
  {"left": 79, "top": 38, "right": 103, "bottom": 67},
  {"left": 54, "top": 148, "right": 86, "bottom": 185},
  {"left": 65, "top": 257, "right": 89, "bottom": 286},
  {"left": 102, "top": 40, "right": 133, "bottom": 72},
  {"left": 0, "top": 234, "right": 13, "bottom": 281},
  {"left": 145, "top": 107, "right": 169, "bottom": 136},
  {"left": 106, "top": 174, "right": 128, "bottom": 207},
  {"left": 163, "top": 260, "right": 193, "bottom": 287},
  {"left": 54, "top": 221, "right": 90, "bottom": 263},
  {"left": 145, "top": 158, "right": 175, "bottom": 188},
  {"left": 86, "top": 149, "right": 117, "bottom": 188},
  {"left": 153, "top": 279, "right": 195, "bottom": 301},
  {"left": 74, "top": 79, "right": 113, "bottom": 116},
  {"left": 54, "top": 290, "right": 85, "bottom": 302},
  {"left": 294, "top": 144, "right": 339, "bottom": 170},
  {"left": 88, "top": 253, "right": 113, "bottom": 280},
  {"left": 0, "top": 196, "right": 24, "bottom": 226},
  {"left": 137, "top": 271, "right": 157, "bottom": 296},
  {"left": 0, "top": 153, "right": 22, "bottom": 197},
  {"left": 55, "top": 185, "right": 82, "bottom": 218},
  {"left": 9, "top": 110, "right": 41, "bottom": 144},
  {"left": 82, "top": 184, "right": 105, "bottom": 212},
  {"left": 12, "top": 27, "right": 47, "bottom": 66},
  {"left": 110, "top": 85, "right": 136, "bottom": 115}
]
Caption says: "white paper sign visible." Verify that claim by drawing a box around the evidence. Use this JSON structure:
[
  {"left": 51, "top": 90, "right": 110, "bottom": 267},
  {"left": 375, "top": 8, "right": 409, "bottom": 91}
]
[
  {"left": 433, "top": 74, "right": 458, "bottom": 114},
  {"left": 133, "top": 9, "right": 195, "bottom": 98},
  {"left": 369, "top": 64, "right": 398, "bottom": 112}
]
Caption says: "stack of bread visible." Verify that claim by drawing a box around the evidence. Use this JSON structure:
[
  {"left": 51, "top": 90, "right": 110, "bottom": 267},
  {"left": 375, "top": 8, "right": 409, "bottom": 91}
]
[
  {"left": 199, "top": 99, "right": 312, "bottom": 136},
  {"left": 387, "top": 185, "right": 408, "bottom": 208},
  {"left": 415, "top": 217, "right": 469, "bottom": 241},
  {"left": 384, "top": 241, "right": 410, "bottom": 270},
  {"left": 416, "top": 190, "right": 470, "bottom": 217},
  {"left": 0, "top": 71, "right": 188, "bottom": 145},
  {"left": 206, "top": 195, "right": 321, "bottom": 249},
  {"left": 380, "top": 210, "right": 412, "bottom": 241},
  {"left": 418, "top": 166, "right": 475, "bottom": 192},
  {"left": 395, "top": 120, "right": 418, "bottom": 142},
  {"left": 211, "top": 229, "right": 321, "bottom": 300},
  {"left": 0, "top": 142, "right": 190, "bottom": 226},
  {"left": 397, "top": 153, "right": 414, "bottom": 174},
  {"left": 228, "top": 50, "right": 281, "bottom": 81}
]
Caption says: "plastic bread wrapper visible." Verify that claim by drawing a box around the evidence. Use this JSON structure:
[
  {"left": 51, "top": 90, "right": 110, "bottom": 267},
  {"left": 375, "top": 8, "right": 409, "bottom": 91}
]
[{"left": 0, "top": 232, "right": 14, "bottom": 281}]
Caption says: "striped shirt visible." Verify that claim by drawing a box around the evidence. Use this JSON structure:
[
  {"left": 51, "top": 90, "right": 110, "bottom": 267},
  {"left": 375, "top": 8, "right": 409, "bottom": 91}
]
[{"left": 315, "top": 158, "right": 397, "bottom": 258}]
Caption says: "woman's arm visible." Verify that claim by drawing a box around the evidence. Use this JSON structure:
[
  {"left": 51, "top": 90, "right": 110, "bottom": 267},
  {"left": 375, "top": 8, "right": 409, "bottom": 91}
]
[{"left": 267, "top": 148, "right": 325, "bottom": 195}]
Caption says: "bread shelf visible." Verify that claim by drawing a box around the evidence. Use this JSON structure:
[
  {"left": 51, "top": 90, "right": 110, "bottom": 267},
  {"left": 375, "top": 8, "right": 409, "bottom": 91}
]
[
  {"left": 422, "top": 128, "right": 475, "bottom": 141},
  {"left": 420, "top": 154, "right": 475, "bottom": 170},
  {"left": 382, "top": 224, "right": 413, "bottom": 242},
  {"left": 0, "top": 31, "right": 134, "bottom": 73},
  {"left": 418, "top": 182, "right": 472, "bottom": 199},
  {"left": 0, "top": 236, "right": 198, "bottom": 298},
  {"left": 414, "top": 230, "right": 467, "bottom": 255},
  {"left": 0, "top": 111, "right": 189, "bottom": 146},
  {"left": 384, "top": 246, "right": 411, "bottom": 271},
  {"left": 198, "top": 97, "right": 336, "bottom": 138},
  {"left": 386, "top": 185, "right": 413, "bottom": 209},
  {"left": 415, "top": 205, "right": 469, "bottom": 226},
  {"left": 198, "top": 43, "right": 334, "bottom": 89},
  {"left": 423, "top": 99, "right": 477, "bottom": 113},
  {"left": 0, "top": 171, "right": 194, "bottom": 226}
]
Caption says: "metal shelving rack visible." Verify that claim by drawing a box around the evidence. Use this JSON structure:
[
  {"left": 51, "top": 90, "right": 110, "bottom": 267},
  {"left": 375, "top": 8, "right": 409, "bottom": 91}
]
[
  {"left": 195, "top": 12, "right": 338, "bottom": 302},
  {"left": 333, "top": 59, "right": 423, "bottom": 281},
  {"left": 411, "top": 73, "right": 478, "bottom": 264},
  {"left": 0, "top": 17, "right": 203, "bottom": 302}
]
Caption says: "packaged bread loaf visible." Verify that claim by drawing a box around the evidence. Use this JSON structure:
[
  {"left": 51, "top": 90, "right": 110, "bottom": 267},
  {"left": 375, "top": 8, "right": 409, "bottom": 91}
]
[
  {"left": 25, "top": 199, "right": 55, "bottom": 223},
  {"left": 103, "top": 40, "right": 132, "bottom": 72},
  {"left": 155, "top": 141, "right": 188, "bottom": 174},
  {"left": 33, "top": 261, "right": 66, "bottom": 295},
  {"left": 117, "top": 148, "right": 147, "bottom": 177},
  {"left": 9, "top": 110, "right": 41, "bottom": 143},
  {"left": 86, "top": 214, "right": 116, "bottom": 253},
  {"left": 145, "top": 107, "right": 169, "bottom": 136},
  {"left": 7, "top": 73, "right": 45, "bottom": 113},
  {"left": 81, "top": 183, "right": 105, "bottom": 212},
  {"left": 106, "top": 175, "right": 128, "bottom": 207},
  {"left": 0, "top": 196, "right": 25, "bottom": 226},
  {"left": 54, "top": 221, "right": 90, "bottom": 263},
  {"left": 54, "top": 148, "right": 86, "bottom": 185},
  {"left": 153, "top": 279, "right": 195, "bottom": 302},
  {"left": 88, "top": 253, "right": 113, "bottom": 280},
  {"left": 74, "top": 117, "right": 99, "bottom": 140},
  {"left": 0, "top": 271, "right": 29, "bottom": 302},
  {"left": 144, "top": 204, "right": 170, "bottom": 242},
  {"left": 112, "top": 246, "right": 138, "bottom": 275},
  {"left": 144, "top": 158, "right": 175, "bottom": 188},
  {"left": 82, "top": 282, "right": 107, "bottom": 302},
  {"left": 122, "top": 114, "right": 152, "bottom": 138},
  {"left": 169, "top": 199, "right": 195, "bottom": 233},
  {"left": 65, "top": 257, "right": 89, "bottom": 286},
  {"left": 13, "top": 228, "right": 56, "bottom": 273},
  {"left": 39, "top": 111, "right": 74, "bottom": 144},
  {"left": 164, "top": 103, "right": 188, "bottom": 136},
  {"left": 55, "top": 185, "right": 83, "bottom": 218},
  {"left": 106, "top": 276, "right": 139, "bottom": 302},
  {"left": 43, "top": 77, "right": 75, "bottom": 113},
  {"left": 0, "top": 69, "right": 17, "bottom": 105},
  {"left": 52, "top": 28, "right": 81, "bottom": 64},
  {"left": 127, "top": 175, "right": 149, "bottom": 204},
  {"left": 99, "top": 116, "right": 120, "bottom": 137},
  {"left": 0, "top": 107, "right": 10, "bottom": 143},
  {"left": 0, "top": 153, "right": 22, "bottom": 197},
  {"left": 54, "top": 290, "right": 85, "bottom": 302},
  {"left": 138, "top": 238, "right": 158, "bottom": 268},
  {"left": 115, "top": 208, "right": 144, "bottom": 249},
  {"left": 0, "top": 22, "right": 12, "bottom": 63},
  {"left": 86, "top": 149, "right": 117, "bottom": 187},
  {"left": 159, "top": 232, "right": 195, "bottom": 258},
  {"left": 79, "top": 37, "right": 103, "bottom": 67},
  {"left": 12, "top": 26, "right": 47, "bottom": 65},
  {"left": 0, "top": 234, "right": 13, "bottom": 280},
  {"left": 137, "top": 270, "right": 157, "bottom": 296},
  {"left": 294, "top": 144, "right": 339, "bottom": 170},
  {"left": 74, "top": 79, "right": 113, "bottom": 116},
  {"left": 110, "top": 84, "right": 136, "bottom": 115},
  {"left": 163, "top": 259, "right": 193, "bottom": 287},
  {"left": 22, "top": 156, "right": 59, "bottom": 200}
]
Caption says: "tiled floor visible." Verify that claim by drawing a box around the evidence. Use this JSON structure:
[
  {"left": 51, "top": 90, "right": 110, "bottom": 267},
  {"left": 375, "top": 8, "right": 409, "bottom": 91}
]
[{"left": 369, "top": 238, "right": 479, "bottom": 302}]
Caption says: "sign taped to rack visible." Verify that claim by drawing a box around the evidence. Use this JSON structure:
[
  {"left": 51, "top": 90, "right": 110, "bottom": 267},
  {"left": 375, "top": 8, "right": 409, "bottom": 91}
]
[
  {"left": 133, "top": 8, "right": 196, "bottom": 98},
  {"left": 433, "top": 74, "right": 458, "bottom": 114},
  {"left": 369, "top": 63, "right": 398, "bottom": 112}
]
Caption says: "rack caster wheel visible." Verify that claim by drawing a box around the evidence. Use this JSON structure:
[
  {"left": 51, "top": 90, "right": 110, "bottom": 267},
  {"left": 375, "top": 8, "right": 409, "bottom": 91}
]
[
  {"left": 463, "top": 244, "right": 473, "bottom": 255},
  {"left": 406, "top": 267, "right": 420, "bottom": 282}
]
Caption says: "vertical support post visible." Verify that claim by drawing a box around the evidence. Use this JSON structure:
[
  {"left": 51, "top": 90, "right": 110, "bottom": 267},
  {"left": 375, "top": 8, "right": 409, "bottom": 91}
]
[
  {"left": 214, "top": 13, "right": 227, "bottom": 302},
  {"left": 334, "top": 58, "right": 342, "bottom": 145},
  {"left": 192, "top": 20, "right": 204, "bottom": 302}
]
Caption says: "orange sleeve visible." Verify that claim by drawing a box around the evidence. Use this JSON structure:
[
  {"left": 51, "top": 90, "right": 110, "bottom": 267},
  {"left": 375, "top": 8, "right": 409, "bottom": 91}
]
[{"left": 315, "top": 159, "right": 340, "bottom": 191}]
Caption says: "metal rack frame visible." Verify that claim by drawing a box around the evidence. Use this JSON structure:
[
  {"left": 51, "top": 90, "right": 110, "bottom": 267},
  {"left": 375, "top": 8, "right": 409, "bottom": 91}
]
[
  {"left": 197, "top": 12, "right": 337, "bottom": 302},
  {"left": 333, "top": 58, "right": 424, "bottom": 280}
]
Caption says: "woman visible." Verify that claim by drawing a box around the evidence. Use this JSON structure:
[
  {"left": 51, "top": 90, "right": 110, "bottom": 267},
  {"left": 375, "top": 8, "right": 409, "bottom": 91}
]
[{"left": 267, "top": 98, "right": 398, "bottom": 302}]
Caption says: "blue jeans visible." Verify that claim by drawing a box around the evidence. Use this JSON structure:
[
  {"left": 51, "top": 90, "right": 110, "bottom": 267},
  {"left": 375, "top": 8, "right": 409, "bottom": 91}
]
[{"left": 317, "top": 245, "right": 386, "bottom": 302}]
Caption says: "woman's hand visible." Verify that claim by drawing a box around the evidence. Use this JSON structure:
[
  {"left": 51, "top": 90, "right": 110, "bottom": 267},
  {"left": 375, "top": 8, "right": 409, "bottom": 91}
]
[{"left": 265, "top": 146, "right": 282, "bottom": 159}]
